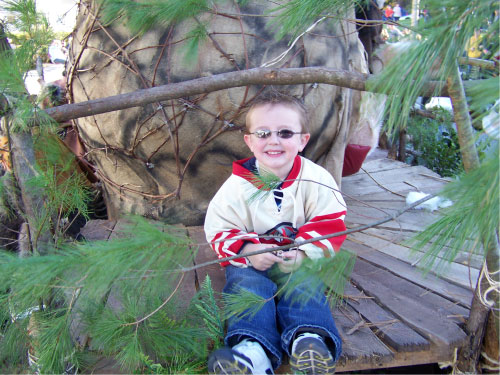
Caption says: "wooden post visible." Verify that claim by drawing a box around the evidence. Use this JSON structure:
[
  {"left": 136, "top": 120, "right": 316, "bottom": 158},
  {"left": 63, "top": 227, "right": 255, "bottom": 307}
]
[
  {"left": 447, "top": 61, "right": 500, "bottom": 372},
  {"left": 4, "top": 117, "right": 52, "bottom": 255}
]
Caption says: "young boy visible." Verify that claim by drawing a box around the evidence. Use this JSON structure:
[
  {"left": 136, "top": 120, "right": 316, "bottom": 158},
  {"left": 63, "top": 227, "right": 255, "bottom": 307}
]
[{"left": 204, "top": 92, "right": 347, "bottom": 374}]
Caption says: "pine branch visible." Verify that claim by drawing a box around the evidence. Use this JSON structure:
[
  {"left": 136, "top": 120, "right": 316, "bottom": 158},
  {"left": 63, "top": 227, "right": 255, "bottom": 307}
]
[{"left": 189, "top": 276, "right": 224, "bottom": 347}]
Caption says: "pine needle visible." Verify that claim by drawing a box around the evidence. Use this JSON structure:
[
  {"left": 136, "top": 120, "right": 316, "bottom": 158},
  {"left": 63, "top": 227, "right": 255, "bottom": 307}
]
[
  {"left": 245, "top": 169, "right": 281, "bottom": 205},
  {"left": 222, "top": 287, "right": 266, "bottom": 322},
  {"left": 409, "top": 147, "right": 499, "bottom": 274},
  {"left": 268, "top": 0, "right": 357, "bottom": 41},
  {"left": 189, "top": 276, "right": 224, "bottom": 348},
  {"left": 98, "top": 0, "right": 210, "bottom": 35}
]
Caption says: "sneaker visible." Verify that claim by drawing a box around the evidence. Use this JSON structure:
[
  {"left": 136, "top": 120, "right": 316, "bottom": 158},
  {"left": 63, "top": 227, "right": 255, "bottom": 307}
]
[
  {"left": 208, "top": 339, "right": 274, "bottom": 374},
  {"left": 290, "top": 333, "right": 336, "bottom": 374}
]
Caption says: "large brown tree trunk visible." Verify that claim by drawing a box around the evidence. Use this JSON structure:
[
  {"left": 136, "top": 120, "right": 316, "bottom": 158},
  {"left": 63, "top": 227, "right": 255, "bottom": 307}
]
[{"left": 447, "top": 61, "right": 500, "bottom": 373}]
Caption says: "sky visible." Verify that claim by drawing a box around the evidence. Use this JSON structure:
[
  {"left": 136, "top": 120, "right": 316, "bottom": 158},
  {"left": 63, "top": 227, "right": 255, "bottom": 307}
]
[
  {"left": 0, "top": 0, "right": 79, "bottom": 32},
  {"left": 36, "top": 0, "right": 78, "bottom": 32}
]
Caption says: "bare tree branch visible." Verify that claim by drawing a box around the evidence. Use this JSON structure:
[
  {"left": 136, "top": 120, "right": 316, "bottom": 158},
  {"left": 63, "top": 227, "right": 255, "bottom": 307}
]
[{"left": 46, "top": 67, "right": 455, "bottom": 123}]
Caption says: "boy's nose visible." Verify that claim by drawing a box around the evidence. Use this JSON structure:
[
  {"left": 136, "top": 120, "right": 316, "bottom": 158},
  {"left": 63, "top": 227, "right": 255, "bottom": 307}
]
[{"left": 268, "top": 132, "right": 280, "bottom": 143}]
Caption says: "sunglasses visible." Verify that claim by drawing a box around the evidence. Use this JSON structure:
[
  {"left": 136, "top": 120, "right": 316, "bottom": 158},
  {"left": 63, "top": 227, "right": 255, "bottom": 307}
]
[{"left": 248, "top": 129, "right": 304, "bottom": 139}]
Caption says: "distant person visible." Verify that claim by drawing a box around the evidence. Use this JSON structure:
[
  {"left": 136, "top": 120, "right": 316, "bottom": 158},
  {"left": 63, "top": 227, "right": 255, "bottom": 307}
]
[
  {"left": 467, "top": 29, "right": 488, "bottom": 78},
  {"left": 422, "top": 8, "right": 429, "bottom": 22},
  {"left": 393, "top": 3, "right": 402, "bottom": 21},
  {"left": 48, "top": 40, "right": 66, "bottom": 64},
  {"left": 384, "top": 5, "right": 394, "bottom": 21},
  {"left": 467, "top": 29, "right": 486, "bottom": 59}
]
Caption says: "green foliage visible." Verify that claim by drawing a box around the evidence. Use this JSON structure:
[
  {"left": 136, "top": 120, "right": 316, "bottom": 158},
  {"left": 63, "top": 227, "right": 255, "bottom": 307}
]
[
  {"left": 8, "top": 96, "right": 58, "bottom": 132},
  {"left": 369, "top": 0, "right": 497, "bottom": 136},
  {"left": 0, "top": 0, "right": 54, "bottom": 70},
  {"left": 34, "top": 309, "right": 77, "bottom": 373},
  {"left": 98, "top": 0, "right": 210, "bottom": 35},
  {"left": 245, "top": 169, "right": 282, "bottom": 205},
  {"left": 183, "top": 21, "right": 208, "bottom": 63},
  {"left": 271, "top": 250, "right": 355, "bottom": 306},
  {"left": 140, "top": 351, "right": 206, "bottom": 374},
  {"left": 0, "top": 173, "right": 17, "bottom": 220},
  {"left": 0, "top": 50, "right": 27, "bottom": 95},
  {"left": 268, "top": 0, "right": 359, "bottom": 41},
  {"left": 222, "top": 250, "right": 355, "bottom": 324},
  {"left": 223, "top": 287, "right": 267, "bottom": 321},
  {"left": 0, "top": 0, "right": 58, "bottom": 130},
  {"left": 467, "top": 77, "right": 500, "bottom": 128},
  {"left": 0, "top": 216, "right": 216, "bottom": 373},
  {"left": 189, "top": 276, "right": 224, "bottom": 349},
  {"left": 409, "top": 147, "right": 499, "bottom": 274},
  {"left": 0, "top": 299, "right": 30, "bottom": 369},
  {"left": 406, "top": 111, "right": 463, "bottom": 177}
]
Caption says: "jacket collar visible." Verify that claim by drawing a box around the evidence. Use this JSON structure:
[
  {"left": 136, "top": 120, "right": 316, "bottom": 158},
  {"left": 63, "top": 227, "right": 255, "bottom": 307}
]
[{"left": 232, "top": 155, "right": 302, "bottom": 189}]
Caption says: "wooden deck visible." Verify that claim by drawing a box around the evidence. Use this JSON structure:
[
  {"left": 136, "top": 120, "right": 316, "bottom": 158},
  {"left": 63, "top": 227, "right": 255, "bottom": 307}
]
[
  {"left": 81, "top": 154, "right": 478, "bottom": 373},
  {"left": 334, "top": 157, "right": 476, "bottom": 372}
]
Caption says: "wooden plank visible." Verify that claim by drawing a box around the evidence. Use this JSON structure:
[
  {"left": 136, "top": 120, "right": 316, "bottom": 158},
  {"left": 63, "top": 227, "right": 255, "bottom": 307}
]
[
  {"left": 359, "top": 158, "right": 413, "bottom": 173},
  {"left": 79, "top": 219, "right": 117, "bottom": 241},
  {"left": 107, "top": 218, "right": 136, "bottom": 239},
  {"left": 187, "top": 226, "right": 226, "bottom": 296},
  {"left": 343, "top": 240, "right": 473, "bottom": 308},
  {"left": 342, "top": 175, "right": 447, "bottom": 199},
  {"left": 337, "top": 343, "right": 459, "bottom": 372},
  {"left": 348, "top": 232, "right": 479, "bottom": 289},
  {"left": 333, "top": 303, "right": 394, "bottom": 369},
  {"left": 356, "top": 227, "right": 484, "bottom": 270},
  {"left": 346, "top": 199, "right": 409, "bottom": 210},
  {"left": 345, "top": 206, "right": 441, "bottom": 232},
  {"left": 106, "top": 219, "right": 197, "bottom": 312},
  {"left": 343, "top": 283, "right": 429, "bottom": 352},
  {"left": 350, "top": 259, "right": 468, "bottom": 346},
  {"left": 343, "top": 165, "right": 445, "bottom": 189}
]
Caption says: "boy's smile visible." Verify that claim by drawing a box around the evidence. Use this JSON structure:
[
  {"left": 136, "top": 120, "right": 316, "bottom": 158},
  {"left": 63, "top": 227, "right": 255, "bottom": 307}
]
[{"left": 244, "top": 103, "right": 310, "bottom": 180}]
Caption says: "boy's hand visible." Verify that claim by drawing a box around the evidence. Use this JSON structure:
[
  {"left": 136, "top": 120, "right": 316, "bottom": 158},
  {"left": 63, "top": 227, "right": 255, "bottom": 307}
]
[
  {"left": 240, "top": 243, "right": 282, "bottom": 271},
  {"left": 279, "top": 249, "right": 306, "bottom": 273}
]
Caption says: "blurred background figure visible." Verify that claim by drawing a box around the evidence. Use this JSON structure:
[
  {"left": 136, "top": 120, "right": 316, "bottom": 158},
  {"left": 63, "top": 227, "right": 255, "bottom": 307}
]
[
  {"left": 384, "top": 5, "right": 394, "bottom": 21},
  {"left": 393, "top": 3, "right": 402, "bottom": 21},
  {"left": 48, "top": 39, "right": 67, "bottom": 64}
]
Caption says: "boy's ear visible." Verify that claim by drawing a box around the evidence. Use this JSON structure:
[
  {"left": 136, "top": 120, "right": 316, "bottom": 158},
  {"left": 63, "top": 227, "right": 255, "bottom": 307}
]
[
  {"left": 243, "top": 134, "right": 254, "bottom": 152},
  {"left": 298, "top": 133, "right": 310, "bottom": 152}
]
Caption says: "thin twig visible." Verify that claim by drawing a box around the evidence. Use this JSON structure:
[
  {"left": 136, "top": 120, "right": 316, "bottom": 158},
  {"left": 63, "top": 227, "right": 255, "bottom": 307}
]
[
  {"left": 360, "top": 167, "right": 406, "bottom": 198},
  {"left": 122, "top": 272, "right": 185, "bottom": 327},
  {"left": 180, "top": 194, "right": 436, "bottom": 272}
]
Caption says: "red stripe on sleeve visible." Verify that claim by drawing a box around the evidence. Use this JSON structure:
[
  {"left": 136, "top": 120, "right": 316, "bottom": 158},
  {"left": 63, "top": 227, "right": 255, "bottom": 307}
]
[
  {"left": 296, "top": 219, "right": 347, "bottom": 252},
  {"left": 308, "top": 211, "right": 346, "bottom": 223}
]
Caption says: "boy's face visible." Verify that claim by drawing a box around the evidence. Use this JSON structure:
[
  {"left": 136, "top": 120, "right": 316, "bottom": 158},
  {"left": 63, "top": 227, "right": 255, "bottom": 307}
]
[{"left": 244, "top": 103, "right": 310, "bottom": 180}]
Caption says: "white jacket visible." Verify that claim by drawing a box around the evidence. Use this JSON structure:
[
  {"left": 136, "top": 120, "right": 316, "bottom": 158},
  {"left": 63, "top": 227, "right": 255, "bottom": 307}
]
[{"left": 204, "top": 156, "right": 347, "bottom": 267}]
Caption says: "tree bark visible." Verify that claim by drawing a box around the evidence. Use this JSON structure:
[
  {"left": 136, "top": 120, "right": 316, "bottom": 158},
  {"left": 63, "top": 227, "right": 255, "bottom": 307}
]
[
  {"left": 7, "top": 124, "right": 52, "bottom": 255},
  {"left": 447, "top": 61, "right": 500, "bottom": 373},
  {"left": 0, "top": 22, "right": 11, "bottom": 52},
  {"left": 458, "top": 57, "right": 499, "bottom": 71},
  {"left": 411, "top": 0, "right": 420, "bottom": 29},
  {"left": 446, "top": 63, "right": 480, "bottom": 172},
  {"left": 45, "top": 67, "right": 455, "bottom": 123}
]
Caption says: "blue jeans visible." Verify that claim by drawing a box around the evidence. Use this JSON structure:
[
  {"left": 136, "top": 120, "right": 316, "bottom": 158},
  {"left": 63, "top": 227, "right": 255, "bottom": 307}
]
[{"left": 223, "top": 265, "right": 342, "bottom": 369}]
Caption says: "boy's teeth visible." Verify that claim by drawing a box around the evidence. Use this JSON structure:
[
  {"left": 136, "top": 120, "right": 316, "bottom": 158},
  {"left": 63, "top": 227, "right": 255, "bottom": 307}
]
[{"left": 267, "top": 151, "right": 281, "bottom": 155}]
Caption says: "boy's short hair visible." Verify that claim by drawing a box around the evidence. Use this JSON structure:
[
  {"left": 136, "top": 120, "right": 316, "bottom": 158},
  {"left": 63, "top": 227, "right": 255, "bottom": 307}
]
[{"left": 245, "top": 91, "right": 309, "bottom": 133}]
